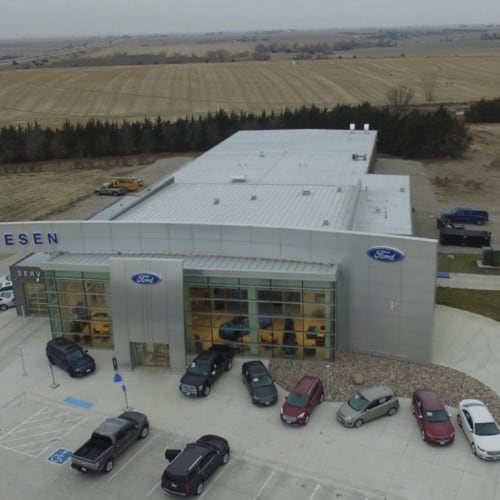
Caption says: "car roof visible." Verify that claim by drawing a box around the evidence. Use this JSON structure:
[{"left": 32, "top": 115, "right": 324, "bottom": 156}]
[
  {"left": 244, "top": 360, "right": 267, "bottom": 374},
  {"left": 461, "top": 399, "right": 495, "bottom": 423},
  {"left": 360, "top": 385, "right": 395, "bottom": 401},
  {"left": 292, "top": 375, "right": 321, "bottom": 394},
  {"left": 48, "top": 337, "right": 81, "bottom": 352},
  {"left": 414, "top": 388, "right": 445, "bottom": 409},
  {"left": 167, "top": 443, "right": 211, "bottom": 474}
]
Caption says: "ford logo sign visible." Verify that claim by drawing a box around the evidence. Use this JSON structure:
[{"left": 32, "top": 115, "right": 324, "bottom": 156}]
[
  {"left": 367, "top": 246, "right": 405, "bottom": 263},
  {"left": 131, "top": 273, "right": 162, "bottom": 285}
]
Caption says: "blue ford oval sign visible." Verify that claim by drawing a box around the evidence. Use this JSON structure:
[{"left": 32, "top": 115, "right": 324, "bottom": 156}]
[
  {"left": 367, "top": 246, "right": 405, "bottom": 263},
  {"left": 131, "top": 272, "right": 162, "bottom": 285}
]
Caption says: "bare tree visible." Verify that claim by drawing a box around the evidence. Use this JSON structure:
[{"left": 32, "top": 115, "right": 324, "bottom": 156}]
[
  {"left": 386, "top": 85, "right": 415, "bottom": 114},
  {"left": 421, "top": 74, "right": 437, "bottom": 103}
]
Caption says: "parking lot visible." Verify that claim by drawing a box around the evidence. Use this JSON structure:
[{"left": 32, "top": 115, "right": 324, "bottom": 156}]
[{"left": 2, "top": 297, "right": 500, "bottom": 499}]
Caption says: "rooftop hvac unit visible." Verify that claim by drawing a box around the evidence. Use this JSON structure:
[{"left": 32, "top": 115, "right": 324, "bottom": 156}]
[
  {"left": 352, "top": 153, "right": 367, "bottom": 161},
  {"left": 302, "top": 189, "right": 311, "bottom": 196},
  {"left": 363, "top": 123, "right": 370, "bottom": 131}
]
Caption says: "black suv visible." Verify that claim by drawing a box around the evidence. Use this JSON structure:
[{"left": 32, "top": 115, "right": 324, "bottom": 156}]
[
  {"left": 46, "top": 337, "right": 96, "bottom": 377},
  {"left": 161, "top": 434, "right": 230, "bottom": 496},
  {"left": 242, "top": 360, "right": 278, "bottom": 406}
]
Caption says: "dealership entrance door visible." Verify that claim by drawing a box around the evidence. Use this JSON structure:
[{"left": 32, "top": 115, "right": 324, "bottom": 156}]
[{"left": 130, "top": 342, "right": 170, "bottom": 368}]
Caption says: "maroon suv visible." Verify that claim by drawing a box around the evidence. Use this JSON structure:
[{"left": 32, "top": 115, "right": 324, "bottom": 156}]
[
  {"left": 280, "top": 375, "right": 324, "bottom": 425},
  {"left": 412, "top": 388, "right": 455, "bottom": 445}
]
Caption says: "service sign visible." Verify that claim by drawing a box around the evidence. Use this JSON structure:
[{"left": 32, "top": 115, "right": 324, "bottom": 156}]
[
  {"left": 367, "top": 246, "right": 405, "bottom": 263},
  {"left": 131, "top": 272, "right": 162, "bottom": 285}
]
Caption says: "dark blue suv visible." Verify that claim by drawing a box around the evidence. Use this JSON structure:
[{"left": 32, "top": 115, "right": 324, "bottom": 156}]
[
  {"left": 218, "top": 316, "right": 272, "bottom": 341},
  {"left": 46, "top": 337, "right": 96, "bottom": 377}
]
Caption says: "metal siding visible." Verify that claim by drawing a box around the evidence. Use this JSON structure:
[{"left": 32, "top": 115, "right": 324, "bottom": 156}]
[{"left": 110, "top": 257, "right": 185, "bottom": 370}]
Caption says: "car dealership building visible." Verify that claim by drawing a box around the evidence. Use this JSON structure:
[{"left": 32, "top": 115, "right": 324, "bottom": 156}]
[{"left": 0, "top": 128, "right": 437, "bottom": 370}]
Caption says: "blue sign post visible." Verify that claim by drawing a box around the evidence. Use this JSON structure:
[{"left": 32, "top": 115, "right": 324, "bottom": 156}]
[{"left": 121, "top": 384, "right": 132, "bottom": 410}]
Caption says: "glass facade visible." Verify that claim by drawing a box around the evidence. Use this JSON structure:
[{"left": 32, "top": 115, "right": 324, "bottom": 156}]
[
  {"left": 45, "top": 271, "right": 113, "bottom": 348},
  {"left": 43, "top": 270, "right": 336, "bottom": 363},
  {"left": 184, "top": 276, "right": 336, "bottom": 361}
]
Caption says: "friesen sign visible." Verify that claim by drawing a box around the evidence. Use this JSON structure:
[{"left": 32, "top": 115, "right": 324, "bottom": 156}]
[
  {"left": 367, "top": 246, "right": 405, "bottom": 263},
  {"left": 2, "top": 232, "right": 58, "bottom": 247},
  {"left": 131, "top": 272, "right": 162, "bottom": 285}
]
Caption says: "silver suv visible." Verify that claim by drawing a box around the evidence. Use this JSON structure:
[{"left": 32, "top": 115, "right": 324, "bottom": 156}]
[{"left": 337, "top": 385, "right": 399, "bottom": 428}]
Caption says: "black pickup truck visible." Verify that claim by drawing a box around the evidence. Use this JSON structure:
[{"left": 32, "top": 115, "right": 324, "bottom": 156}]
[
  {"left": 179, "top": 344, "right": 237, "bottom": 397},
  {"left": 71, "top": 411, "right": 149, "bottom": 473},
  {"left": 439, "top": 226, "right": 491, "bottom": 247}
]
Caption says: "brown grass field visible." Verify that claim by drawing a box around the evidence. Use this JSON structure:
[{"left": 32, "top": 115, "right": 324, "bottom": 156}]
[{"left": 1, "top": 29, "right": 500, "bottom": 128}]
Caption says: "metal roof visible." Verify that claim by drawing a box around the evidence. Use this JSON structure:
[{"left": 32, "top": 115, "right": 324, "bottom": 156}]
[
  {"left": 112, "top": 128, "right": 411, "bottom": 235},
  {"left": 40, "top": 253, "right": 337, "bottom": 281}
]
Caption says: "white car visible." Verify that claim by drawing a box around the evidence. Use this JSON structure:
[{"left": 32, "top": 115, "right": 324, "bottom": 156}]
[
  {"left": 0, "top": 290, "right": 15, "bottom": 311},
  {"left": 457, "top": 399, "right": 500, "bottom": 460},
  {"left": 0, "top": 274, "right": 12, "bottom": 292}
]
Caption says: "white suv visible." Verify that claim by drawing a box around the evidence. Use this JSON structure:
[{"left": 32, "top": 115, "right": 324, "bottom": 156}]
[
  {"left": 0, "top": 274, "right": 12, "bottom": 292},
  {"left": 0, "top": 290, "right": 15, "bottom": 311}
]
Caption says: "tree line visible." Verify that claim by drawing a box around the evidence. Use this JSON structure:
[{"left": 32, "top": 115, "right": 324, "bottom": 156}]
[{"left": 0, "top": 103, "right": 472, "bottom": 165}]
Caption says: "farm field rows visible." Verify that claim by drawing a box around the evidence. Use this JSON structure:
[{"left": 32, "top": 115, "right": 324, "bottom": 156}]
[{"left": 1, "top": 54, "right": 500, "bottom": 127}]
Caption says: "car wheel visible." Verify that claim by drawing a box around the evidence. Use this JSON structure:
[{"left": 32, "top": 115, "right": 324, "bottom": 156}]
[
  {"left": 139, "top": 425, "right": 149, "bottom": 439},
  {"left": 195, "top": 480, "right": 204, "bottom": 496},
  {"left": 354, "top": 419, "right": 364, "bottom": 428},
  {"left": 387, "top": 407, "right": 397, "bottom": 417},
  {"left": 471, "top": 442, "right": 477, "bottom": 455},
  {"left": 0, "top": 304, "right": 8, "bottom": 311},
  {"left": 203, "top": 385, "right": 211, "bottom": 397},
  {"left": 420, "top": 429, "right": 426, "bottom": 442},
  {"left": 457, "top": 414, "right": 462, "bottom": 427},
  {"left": 222, "top": 451, "right": 230, "bottom": 465},
  {"left": 304, "top": 414, "right": 310, "bottom": 425},
  {"left": 225, "top": 359, "right": 233, "bottom": 371},
  {"left": 104, "top": 458, "right": 113, "bottom": 473},
  {"left": 319, "top": 393, "right": 325, "bottom": 404}
]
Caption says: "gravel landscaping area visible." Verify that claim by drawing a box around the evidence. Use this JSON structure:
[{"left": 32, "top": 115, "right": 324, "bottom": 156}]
[{"left": 269, "top": 352, "right": 500, "bottom": 421}]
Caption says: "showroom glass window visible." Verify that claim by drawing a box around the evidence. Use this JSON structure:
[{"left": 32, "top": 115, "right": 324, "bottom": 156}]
[{"left": 45, "top": 271, "right": 112, "bottom": 347}]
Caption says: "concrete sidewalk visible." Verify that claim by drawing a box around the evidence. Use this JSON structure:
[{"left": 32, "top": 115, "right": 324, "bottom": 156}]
[{"left": 437, "top": 272, "right": 500, "bottom": 290}]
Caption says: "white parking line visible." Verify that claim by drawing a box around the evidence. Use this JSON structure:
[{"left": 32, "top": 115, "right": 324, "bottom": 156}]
[
  {"left": 106, "top": 436, "right": 157, "bottom": 483},
  {"left": 146, "top": 480, "right": 161, "bottom": 497},
  {"left": 308, "top": 483, "right": 321, "bottom": 500},
  {"left": 253, "top": 470, "right": 276, "bottom": 499}
]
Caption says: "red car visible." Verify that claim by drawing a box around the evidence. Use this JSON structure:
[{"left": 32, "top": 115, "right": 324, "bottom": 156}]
[
  {"left": 412, "top": 388, "right": 455, "bottom": 445},
  {"left": 280, "top": 375, "right": 324, "bottom": 425}
]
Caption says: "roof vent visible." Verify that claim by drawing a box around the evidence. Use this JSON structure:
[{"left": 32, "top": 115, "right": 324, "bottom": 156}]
[
  {"left": 322, "top": 219, "right": 330, "bottom": 226},
  {"left": 231, "top": 174, "right": 247, "bottom": 183},
  {"left": 337, "top": 186, "right": 342, "bottom": 193},
  {"left": 259, "top": 151, "right": 265, "bottom": 158},
  {"left": 250, "top": 194, "right": 257, "bottom": 200},
  {"left": 352, "top": 153, "right": 367, "bottom": 161},
  {"left": 363, "top": 123, "right": 370, "bottom": 131},
  {"left": 400, "top": 187, "right": 405, "bottom": 192},
  {"left": 349, "top": 123, "right": 355, "bottom": 132},
  {"left": 213, "top": 198, "right": 220, "bottom": 205},
  {"left": 302, "top": 189, "right": 311, "bottom": 196}
]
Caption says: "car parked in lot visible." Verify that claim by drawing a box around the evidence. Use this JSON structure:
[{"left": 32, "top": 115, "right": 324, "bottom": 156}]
[
  {"left": 161, "top": 434, "right": 230, "bottom": 496},
  {"left": 46, "top": 336, "right": 96, "bottom": 377},
  {"left": 280, "top": 375, "right": 324, "bottom": 425},
  {"left": 218, "top": 315, "right": 272, "bottom": 341},
  {"left": 337, "top": 385, "right": 399, "bottom": 428},
  {"left": 0, "top": 290, "right": 15, "bottom": 311},
  {"left": 0, "top": 274, "right": 13, "bottom": 292},
  {"left": 457, "top": 399, "right": 500, "bottom": 460},
  {"left": 241, "top": 360, "right": 278, "bottom": 406},
  {"left": 411, "top": 388, "right": 455, "bottom": 445}
]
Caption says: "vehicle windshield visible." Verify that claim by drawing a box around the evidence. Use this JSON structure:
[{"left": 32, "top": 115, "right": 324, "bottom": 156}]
[
  {"left": 347, "top": 393, "right": 369, "bottom": 411},
  {"left": 286, "top": 392, "right": 308, "bottom": 408},
  {"left": 475, "top": 422, "right": 500, "bottom": 436},
  {"left": 251, "top": 375, "right": 273, "bottom": 388},
  {"left": 66, "top": 349, "right": 86, "bottom": 362},
  {"left": 424, "top": 410, "right": 449, "bottom": 422},
  {"left": 187, "top": 361, "right": 210, "bottom": 376}
]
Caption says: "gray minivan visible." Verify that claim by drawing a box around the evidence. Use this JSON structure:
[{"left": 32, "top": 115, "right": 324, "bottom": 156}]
[{"left": 336, "top": 385, "right": 399, "bottom": 428}]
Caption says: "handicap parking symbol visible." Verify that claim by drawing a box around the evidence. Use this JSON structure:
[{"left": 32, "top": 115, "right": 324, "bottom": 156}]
[{"left": 48, "top": 448, "right": 73, "bottom": 465}]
